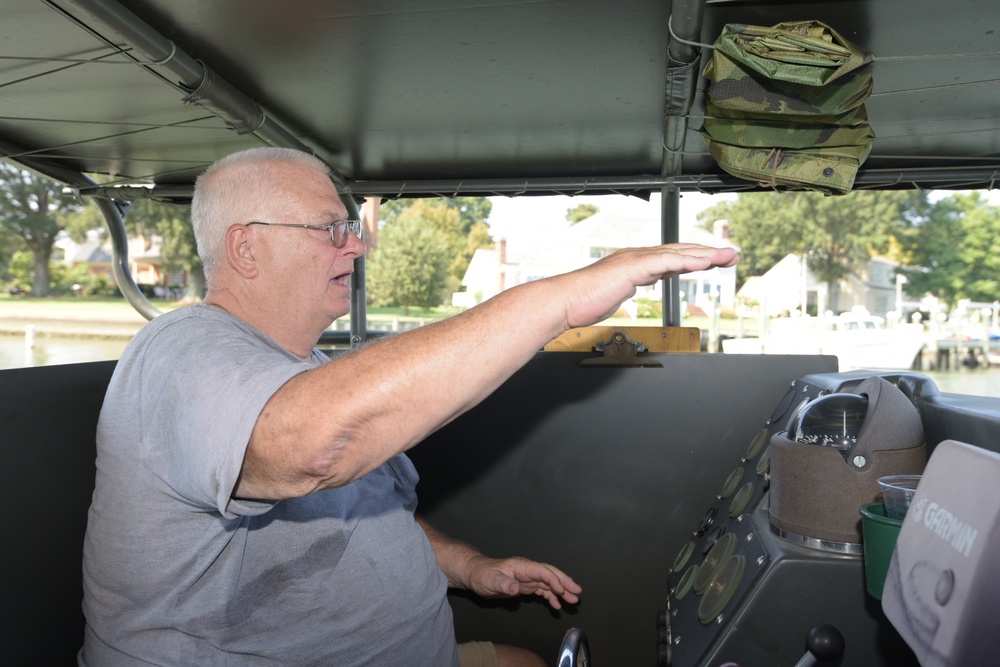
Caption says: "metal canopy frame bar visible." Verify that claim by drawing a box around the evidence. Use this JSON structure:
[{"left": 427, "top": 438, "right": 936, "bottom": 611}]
[
  {"left": 660, "top": 1, "right": 708, "bottom": 326},
  {"left": 45, "top": 0, "right": 328, "bottom": 164},
  {"left": 76, "top": 166, "right": 1000, "bottom": 203},
  {"left": 24, "top": 0, "right": 371, "bottom": 339}
]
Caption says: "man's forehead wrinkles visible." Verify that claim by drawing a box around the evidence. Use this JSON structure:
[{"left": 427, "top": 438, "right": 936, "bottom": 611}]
[{"left": 316, "top": 210, "right": 349, "bottom": 224}]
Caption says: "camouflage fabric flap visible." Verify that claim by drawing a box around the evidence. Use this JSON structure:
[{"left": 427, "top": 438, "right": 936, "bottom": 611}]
[
  {"left": 712, "top": 21, "right": 874, "bottom": 87},
  {"left": 703, "top": 22, "right": 874, "bottom": 116},
  {"left": 700, "top": 20, "right": 875, "bottom": 194},
  {"left": 704, "top": 99, "right": 870, "bottom": 128},
  {"left": 704, "top": 139, "right": 862, "bottom": 195},
  {"left": 702, "top": 102, "right": 874, "bottom": 159}
]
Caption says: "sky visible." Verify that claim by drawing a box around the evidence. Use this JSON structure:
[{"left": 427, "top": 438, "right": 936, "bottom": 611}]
[
  {"left": 486, "top": 188, "right": 1000, "bottom": 259},
  {"left": 486, "top": 191, "right": 735, "bottom": 257}
]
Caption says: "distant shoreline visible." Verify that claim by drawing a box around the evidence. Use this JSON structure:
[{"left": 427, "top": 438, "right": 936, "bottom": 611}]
[
  {"left": 0, "top": 303, "right": 151, "bottom": 339},
  {"left": 0, "top": 319, "right": 143, "bottom": 340}
]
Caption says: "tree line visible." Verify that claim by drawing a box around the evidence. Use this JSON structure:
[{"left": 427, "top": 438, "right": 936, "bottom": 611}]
[
  {"left": 2, "top": 159, "right": 998, "bottom": 312},
  {"left": 0, "top": 161, "right": 495, "bottom": 309},
  {"left": 698, "top": 189, "right": 999, "bottom": 310}
]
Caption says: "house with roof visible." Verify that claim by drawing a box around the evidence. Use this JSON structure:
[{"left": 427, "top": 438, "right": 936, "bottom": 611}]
[
  {"left": 456, "top": 210, "right": 739, "bottom": 315},
  {"left": 58, "top": 230, "right": 186, "bottom": 297},
  {"left": 736, "top": 252, "right": 904, "bottom": 318}
]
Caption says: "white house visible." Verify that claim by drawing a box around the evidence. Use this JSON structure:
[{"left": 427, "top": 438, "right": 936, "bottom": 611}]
[
  {"left": 453, "top": 239, "right": 514, "bottom": 308},
  {"left": 456, "top": 211, "right": 739, "bottom": 314},
  {"left": 736, "top": 252, "right": 904, "bottom": 318},
  {"left": 57, "top": 229, "right": 188, "bottom": 296},
  {"left": 840, "top": 256, "right": 904, "bottom": 317}
]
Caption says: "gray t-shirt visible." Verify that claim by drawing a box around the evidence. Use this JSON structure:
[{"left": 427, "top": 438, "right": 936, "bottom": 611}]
[{"left": 80, "top": 305, "right": 458, "bottom": 666}]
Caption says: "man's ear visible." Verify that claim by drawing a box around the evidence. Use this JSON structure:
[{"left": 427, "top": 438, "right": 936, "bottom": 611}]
[{"left": 226, "top": 224, "right": 259, "bottom": 278}]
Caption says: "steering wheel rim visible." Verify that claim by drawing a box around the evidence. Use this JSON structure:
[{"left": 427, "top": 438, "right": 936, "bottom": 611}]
[{"left": 557, "top": 627, "right": 590, "bottom": 667}]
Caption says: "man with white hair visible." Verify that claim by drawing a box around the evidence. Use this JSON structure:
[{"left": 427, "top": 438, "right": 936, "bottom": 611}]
[{"left": 80, "top": 147, "right": 739, "bottom": 666}]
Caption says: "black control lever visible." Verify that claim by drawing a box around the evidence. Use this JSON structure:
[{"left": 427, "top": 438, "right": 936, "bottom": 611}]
[
  {"left": 714, "top": 623, "right": 844, "bottom": 667},
  {"left": 793, "top": 623, "right": 845, "bottom": 667}
]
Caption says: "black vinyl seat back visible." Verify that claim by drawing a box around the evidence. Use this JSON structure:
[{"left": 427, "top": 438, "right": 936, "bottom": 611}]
[{"left": 0, "top": 361, "right": 116, "bottom": 663}]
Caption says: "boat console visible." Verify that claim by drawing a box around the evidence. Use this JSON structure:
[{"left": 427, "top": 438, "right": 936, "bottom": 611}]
[
  {"left": 410, "top": 355, "right": 1000, "bottom": 666},
  {"left": 3, "top": 354, "right": 999, "bottom": 665}
]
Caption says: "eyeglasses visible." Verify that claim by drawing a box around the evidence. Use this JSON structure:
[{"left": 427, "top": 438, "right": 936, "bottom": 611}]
[{"left": 246, "top": 219, "right": 363, "bottom": 248}]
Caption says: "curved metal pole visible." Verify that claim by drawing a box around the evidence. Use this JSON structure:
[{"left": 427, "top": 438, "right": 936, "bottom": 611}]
[
  {"left": 0, "top": 136, "right": 160, "bottom": 320},
  {"left": 92, "top": 197, "right": 162, "bottom": 320}
]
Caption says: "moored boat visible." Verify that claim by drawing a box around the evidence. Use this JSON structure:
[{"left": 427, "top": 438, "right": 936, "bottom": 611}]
[{"left": 722, "top": 311, "right": 926, "bottom": 371}]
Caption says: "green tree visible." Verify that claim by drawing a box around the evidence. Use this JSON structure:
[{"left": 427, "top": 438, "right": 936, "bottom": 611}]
[
  {"left": 124, "top": 199, "right": 204, "bottom": 301},
  {"left": 958, "top": 198, "right": 1000, "bottom": 303},
  {"left": 379, "top": 197, "right": 493, "bottom": 294},
  {"left": 696, "top": 196, "right": 782, "bottom": 285},
  {"left": 5, "top": 250, "right": 34, "bottom": 292},
  {"left": 367, "top": 204, "right": 453, "bottom": 312},
  {"left": 698, "top": 190, "right": 926, "bottom": 306},
  {"left": 0, "top": 161, "right": 83, "bottom": 296},
  {"left": 0, "top": 224, "right": 21, "bottom": 285},
  {"left": 896, "top": 192, "right": 1000, "bottom": 307},
  {"left": 566, "top": 204, "right": 601, "bottom": 225},
  {"left": 61, "top": 200, "right": 107, "bottom": 243},
  {"left": 566, "top": 203, "right": 599, "bottom": 224},
  {"left": 380, "top": 196, "right": 492, "bottom": 235}
]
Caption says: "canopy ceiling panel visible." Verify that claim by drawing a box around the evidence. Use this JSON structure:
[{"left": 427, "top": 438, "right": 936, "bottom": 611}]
[
  {"left": 0, "top": 2, "right": 260, "bottom": 184},
  {"left": 124, "top": 0, "right": 673, "bottom": 182},
  {"left": 0, "top": 0, "right": 998, "bottom": 198}
]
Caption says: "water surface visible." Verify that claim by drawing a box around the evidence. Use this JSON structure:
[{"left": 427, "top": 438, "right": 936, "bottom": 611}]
[{"left": 2, "top": 332, "right": 998, "bottom": 398}]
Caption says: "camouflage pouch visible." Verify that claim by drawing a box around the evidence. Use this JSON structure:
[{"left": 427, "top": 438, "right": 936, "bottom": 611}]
[{"left": 700, "top": 20, "right": 875, "bottom": 194}]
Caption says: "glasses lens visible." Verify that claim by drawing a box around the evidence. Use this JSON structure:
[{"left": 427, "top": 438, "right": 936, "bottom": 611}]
[
  {"left": 331, "top": 221, "right": 347, "bottom": 247},
  {"left": 331, "top": 220, "right": 361, "bottom": 247}
]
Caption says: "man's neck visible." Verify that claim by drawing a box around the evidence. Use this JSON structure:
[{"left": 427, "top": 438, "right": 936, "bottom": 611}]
[{"left": 204, "top": 289, "right": 323, "bottom": 360}]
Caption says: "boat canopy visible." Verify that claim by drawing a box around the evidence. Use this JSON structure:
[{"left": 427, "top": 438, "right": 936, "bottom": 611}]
[
  {"left": 2, "top": 0, "right": 998, "bottom": 329},
  {"left": 2, "top": 0, "right": 998, "bottom": 202}
]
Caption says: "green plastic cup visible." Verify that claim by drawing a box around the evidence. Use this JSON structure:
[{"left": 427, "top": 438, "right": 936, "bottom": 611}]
[{"left": 858, "top": 502, "right": 903, "bottom": 600}]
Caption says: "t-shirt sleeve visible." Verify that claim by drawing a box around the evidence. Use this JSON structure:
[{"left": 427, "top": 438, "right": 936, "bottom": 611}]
[{"left": 134, "top": 315, "right": 316, "bottom": 518}]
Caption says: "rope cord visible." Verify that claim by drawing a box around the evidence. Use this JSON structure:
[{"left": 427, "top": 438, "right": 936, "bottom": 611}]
[
  {"left": 667, "top": 15, "right": 1000, "bottom": 62},
  {"left": 0, "top": 42, "right": 177, "bottom": 67}
]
